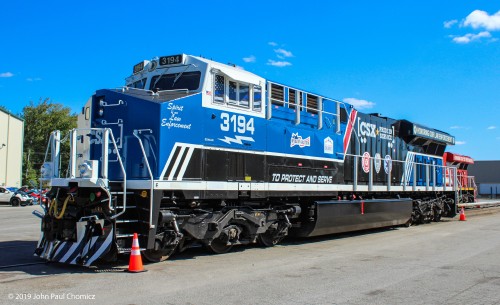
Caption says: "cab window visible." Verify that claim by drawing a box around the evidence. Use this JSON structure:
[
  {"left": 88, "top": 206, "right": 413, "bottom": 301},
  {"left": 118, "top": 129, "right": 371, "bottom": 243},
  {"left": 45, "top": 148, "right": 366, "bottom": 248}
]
[
  {"left": 228, "top": 81, "right": 238, "bottom": 104},
  {"left": 127, "top": 78, "right": 147, "bottom": 89},
  {"left": 150, "top": 71, "right": 201, "bottom": 91},
  {"left": 214, "top": 75, "right": 225, "bottom": 103},
  {"left": 214, "top": 74, "right": 260, "bottom": 111},
  {"left": 239, "top": 84, "right": 249, "bottom": 108},
  {"left": 253, "top": 85, "right": 262, "bottom": 111}
]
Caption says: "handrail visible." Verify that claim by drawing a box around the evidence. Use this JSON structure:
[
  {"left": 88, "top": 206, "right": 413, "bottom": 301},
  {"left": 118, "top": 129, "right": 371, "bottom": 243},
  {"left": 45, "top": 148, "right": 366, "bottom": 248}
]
[
  {"left": 266, "top": 80, "right": 342, "bottom": 130},
  {"left": 41, "top": 130, "right": 61, "bottom": 180},
  {"left": 66, "top": 127, "right": 127, "bottom": 216},
  {"left": 133, "top": 129, "right": 155, "bottom": 229},
  {"left": 344, "top": 153, "right": 459, "bottom": 195}
]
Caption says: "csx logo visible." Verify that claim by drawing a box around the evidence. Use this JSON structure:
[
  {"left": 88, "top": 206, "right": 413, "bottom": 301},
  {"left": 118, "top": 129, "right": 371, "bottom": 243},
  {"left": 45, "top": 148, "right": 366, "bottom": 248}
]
[{"left": 359, "top": 121, "right": 377, "bottom": 138}]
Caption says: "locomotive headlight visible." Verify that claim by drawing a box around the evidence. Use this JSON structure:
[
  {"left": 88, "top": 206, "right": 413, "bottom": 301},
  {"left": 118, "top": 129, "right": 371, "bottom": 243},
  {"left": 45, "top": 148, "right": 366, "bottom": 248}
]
[
  {"left": 79, "top": 162, "right": 92, "bottom": 177},
  {"left": 78, "top": 160, "right": 99, "bottom": 179},
  {"left": 98, "top": 108, "right": 104, "bottom": 117}
]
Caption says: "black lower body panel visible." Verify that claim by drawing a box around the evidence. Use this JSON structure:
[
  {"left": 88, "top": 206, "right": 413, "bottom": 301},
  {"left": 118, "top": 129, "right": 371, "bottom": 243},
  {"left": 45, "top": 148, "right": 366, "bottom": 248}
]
[{"left": 295, "top": 199, "right": 412, "bottom": 237}]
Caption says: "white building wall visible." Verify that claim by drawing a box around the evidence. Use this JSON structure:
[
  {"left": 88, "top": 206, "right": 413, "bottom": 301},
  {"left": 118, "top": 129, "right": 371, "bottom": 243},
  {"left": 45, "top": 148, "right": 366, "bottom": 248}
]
[{"left": 0, "top": 110, "right": 24, "bottom": 187}]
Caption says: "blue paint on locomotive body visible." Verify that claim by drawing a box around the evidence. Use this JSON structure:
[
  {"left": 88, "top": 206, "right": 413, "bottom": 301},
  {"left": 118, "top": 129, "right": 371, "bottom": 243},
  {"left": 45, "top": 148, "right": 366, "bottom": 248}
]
[
  {"left": 86, "top": 55, "right": 453, "bottom": 188},
  {"left": 89, "top": 86, "right": 349, "bottom": 182}
]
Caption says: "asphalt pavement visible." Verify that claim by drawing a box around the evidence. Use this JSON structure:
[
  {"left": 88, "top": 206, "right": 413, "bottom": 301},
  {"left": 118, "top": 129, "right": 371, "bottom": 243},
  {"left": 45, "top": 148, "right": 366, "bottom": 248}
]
[{"left": 0, "top": 204, "right": 499, "bottom": 305}]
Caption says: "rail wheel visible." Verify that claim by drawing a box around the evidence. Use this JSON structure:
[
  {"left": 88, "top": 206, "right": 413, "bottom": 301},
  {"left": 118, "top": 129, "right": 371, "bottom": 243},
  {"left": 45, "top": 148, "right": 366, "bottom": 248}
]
[
  {"left": 257, "top": 231, "right": 283, "bottom": 247},
  {"left": 207, "top": 225, "right": 240, "bottom": 254},
  {"left": 143, "top": 238, "right": 176, "bottom": 263},
  {"left": 258, "top": 221, "right": 287, "bottom": 247},
  {"left": 208, "top": 238, "right": 233, "bottom": 254},
  {"left": 433, "top": 210, "right": 442, "bottom": 222}
]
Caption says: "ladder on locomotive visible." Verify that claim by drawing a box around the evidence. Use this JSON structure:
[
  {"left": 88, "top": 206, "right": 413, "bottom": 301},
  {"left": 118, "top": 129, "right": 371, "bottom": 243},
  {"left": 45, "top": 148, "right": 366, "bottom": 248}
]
[
  {"left": 75, "top": 127, "right": 144, "bottom": 253},
  {"left": 113, "top": 129, "right": 155, "bottom": 253}
]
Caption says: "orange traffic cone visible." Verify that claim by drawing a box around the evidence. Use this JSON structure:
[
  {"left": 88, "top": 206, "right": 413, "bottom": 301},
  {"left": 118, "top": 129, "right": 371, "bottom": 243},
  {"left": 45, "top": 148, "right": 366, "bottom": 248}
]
[
  {"left": 128, "top": 233, "right": 146, "bottom": 272},
  {"left": 459, "top": 207, "right": 467, "bottom": 221}
]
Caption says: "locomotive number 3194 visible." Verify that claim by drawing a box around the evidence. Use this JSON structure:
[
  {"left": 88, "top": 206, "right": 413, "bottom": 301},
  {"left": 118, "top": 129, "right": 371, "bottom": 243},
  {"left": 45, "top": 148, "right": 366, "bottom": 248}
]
[{"left": 220, "top": 113, "right": 255, "bottom": 135}]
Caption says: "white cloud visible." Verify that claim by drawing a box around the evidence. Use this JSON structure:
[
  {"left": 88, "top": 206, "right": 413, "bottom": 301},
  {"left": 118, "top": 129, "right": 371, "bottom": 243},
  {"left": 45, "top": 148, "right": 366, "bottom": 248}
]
[
  {"left": 267, "top": 60, "right": 292, "bottom": 67},
  {"left": 268, "top": 42, "right": 278, "bottom": 47},
  {"left": 452, "top": 31, "right": 491, "bottom": 43},
  {"left": 487, "top": 126, "right": 497, "bottom": 130},
  {"left": 26, "top": 77, "right": 42, "bottom": 82},
  {"left": 274, "top": 48, "right": 293, "bottom": 58},
  {"left": 455, "top": 141, "right": 466, "bottom": 145},
  {"left": 343, "top": 97, "right": 376, "bottom": 109},
  {"left": 0, "top": 72, "right": 14, "bottom": 78},
  {"left": 450, "top": 126, "right": 470, "bottom": 130},
  {"left": 463, "top": 10, "right": 500, "bottom": 31},
  {"left": 243, "top": 55, "right": 256, "bottom": 63},
  {"left": 444, "top": 19, "right": 458, "bottom": 28}
]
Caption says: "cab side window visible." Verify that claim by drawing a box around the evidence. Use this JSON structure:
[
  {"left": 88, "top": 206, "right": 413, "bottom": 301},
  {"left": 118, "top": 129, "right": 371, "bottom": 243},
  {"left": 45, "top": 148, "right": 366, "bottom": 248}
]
[
  {"left": 214, "top": 75, "right": 225, "bottom": 103},
  {"left": 228, "top": 81, "right": 238, "bottom": 105},
  {"left": 239, "top": 84, "right": 249, "bottom": 108},
  {"left": 253, "top": 85, "right": 262, "bottom": 111},
  {"left": 213, "top": 73, "right": 260, "bottom": 111}
]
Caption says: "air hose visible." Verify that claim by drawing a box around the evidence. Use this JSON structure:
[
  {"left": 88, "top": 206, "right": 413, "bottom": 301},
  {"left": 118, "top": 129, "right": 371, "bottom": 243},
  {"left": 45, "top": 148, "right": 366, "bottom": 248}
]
[{"left": 49, "top": 195, "right": 75, "bottom": 219}]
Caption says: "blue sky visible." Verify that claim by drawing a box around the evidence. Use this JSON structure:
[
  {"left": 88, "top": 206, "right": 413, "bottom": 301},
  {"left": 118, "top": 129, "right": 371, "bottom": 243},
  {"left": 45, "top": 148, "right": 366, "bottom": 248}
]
[{"left": 1, "top": 1, "right": 499, "bottom": 160}]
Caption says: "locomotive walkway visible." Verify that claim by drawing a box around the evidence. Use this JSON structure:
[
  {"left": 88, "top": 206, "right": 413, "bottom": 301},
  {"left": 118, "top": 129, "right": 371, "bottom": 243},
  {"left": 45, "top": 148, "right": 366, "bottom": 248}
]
[{"left": 1, "top": 204, "right": 500, "bottom": 305}]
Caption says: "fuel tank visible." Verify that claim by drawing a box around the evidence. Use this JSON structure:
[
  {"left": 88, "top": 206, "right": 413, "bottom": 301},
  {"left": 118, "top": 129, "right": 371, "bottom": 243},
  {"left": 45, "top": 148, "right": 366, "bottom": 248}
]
[{"left": 293, "top": 199, "right": 412, "bottom": 237}]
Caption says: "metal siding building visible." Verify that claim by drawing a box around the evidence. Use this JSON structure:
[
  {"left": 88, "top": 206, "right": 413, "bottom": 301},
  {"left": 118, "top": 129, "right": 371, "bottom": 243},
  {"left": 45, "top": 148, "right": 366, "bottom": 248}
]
[
  {"left": 468, "top": 161, "right": 500, "bottom": 198},
  {"left": 0, "top": 109, "right": 24, "bottom": 187}
]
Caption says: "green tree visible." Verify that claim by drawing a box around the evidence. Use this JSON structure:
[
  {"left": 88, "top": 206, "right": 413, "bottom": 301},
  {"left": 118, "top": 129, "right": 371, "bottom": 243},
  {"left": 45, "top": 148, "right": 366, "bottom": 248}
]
[{"left": 22, "top": 98, "right": 77, "bottom": 186}]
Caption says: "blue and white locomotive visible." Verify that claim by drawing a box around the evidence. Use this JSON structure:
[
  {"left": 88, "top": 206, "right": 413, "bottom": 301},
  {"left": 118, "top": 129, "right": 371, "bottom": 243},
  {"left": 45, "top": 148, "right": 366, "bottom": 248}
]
[{"left": 36, "top": 54, "right": 459, "bottom": 265}]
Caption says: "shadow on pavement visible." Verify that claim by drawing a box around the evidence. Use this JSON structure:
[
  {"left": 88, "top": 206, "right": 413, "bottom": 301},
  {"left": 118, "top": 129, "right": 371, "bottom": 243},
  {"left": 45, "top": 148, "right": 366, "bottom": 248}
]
[{"left": 0, "top": 240, "right": 125, "bottom": 276}]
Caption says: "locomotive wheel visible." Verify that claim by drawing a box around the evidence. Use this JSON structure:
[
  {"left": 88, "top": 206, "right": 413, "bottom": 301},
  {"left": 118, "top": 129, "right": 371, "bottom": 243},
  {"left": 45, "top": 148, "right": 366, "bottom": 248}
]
[
  {"left": 143, "top": 239, "right": 175, "bottom": 263},
  {"left": 208, "top": 238, "right": 233, "bottom": 254},
  {"left": 208, "top": 225, "right": 241, "bottom": 254},
  {"left": 257, "top": 231, "right": 283, "bottom": 247},
  {"left": 433, "top": 212, "right": 442, "bottom": 222}
]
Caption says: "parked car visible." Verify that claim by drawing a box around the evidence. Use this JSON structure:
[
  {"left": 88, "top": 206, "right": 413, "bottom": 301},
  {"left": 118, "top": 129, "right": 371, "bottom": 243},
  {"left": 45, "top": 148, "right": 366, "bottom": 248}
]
[
  {"left": 0, "top": 187, "right": 34, "bottom": 206},
  {"left": 26, "top": 190, "right": 48, "bottom": 204}
]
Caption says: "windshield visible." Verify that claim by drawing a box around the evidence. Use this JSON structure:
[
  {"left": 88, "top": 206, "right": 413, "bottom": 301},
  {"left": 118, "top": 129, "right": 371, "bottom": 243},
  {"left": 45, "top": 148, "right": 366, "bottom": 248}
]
[
  {"left": 149, "top": 71, "right": 201, "bottom": 91},
  {"left": 127, "top": 78, "right": 147, "bottom": 89}
]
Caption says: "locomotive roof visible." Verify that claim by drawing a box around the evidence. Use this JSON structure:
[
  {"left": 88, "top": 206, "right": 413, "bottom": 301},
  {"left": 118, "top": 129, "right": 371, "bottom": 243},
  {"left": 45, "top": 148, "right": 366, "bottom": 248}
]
[
  {"left": 126, "top": 54, "right": 265, "bottom": 87},
  {"left": 395, "top": 119, "right": 455, "bottom": 146},
  {"left": 443, "top": 152, "right": 474, "bottom": 164}
]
